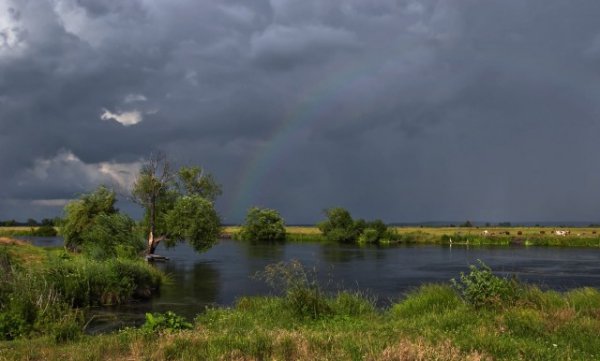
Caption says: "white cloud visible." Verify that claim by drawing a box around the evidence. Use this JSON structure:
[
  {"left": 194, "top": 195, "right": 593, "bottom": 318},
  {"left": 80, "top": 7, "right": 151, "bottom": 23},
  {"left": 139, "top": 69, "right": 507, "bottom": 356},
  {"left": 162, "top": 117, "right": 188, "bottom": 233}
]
[
  {"left": 0, "top": 1, "right": 28, "bottom": 57},
  {"left": 26, "top": 150, "right": 142, "bottom": 191},
  {"left": 100, "top": 108, "right": 143, "bottom": 126}
]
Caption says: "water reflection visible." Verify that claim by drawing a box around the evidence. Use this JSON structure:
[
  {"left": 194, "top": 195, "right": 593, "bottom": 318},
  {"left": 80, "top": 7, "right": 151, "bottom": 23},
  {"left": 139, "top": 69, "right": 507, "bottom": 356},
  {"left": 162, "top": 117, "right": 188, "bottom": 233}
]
[
  {"left": 155, "top": 261, "right": 220, "bottom": 311},
  {"left": 240, "top": 240, "right": 286, "bottom": 260}
]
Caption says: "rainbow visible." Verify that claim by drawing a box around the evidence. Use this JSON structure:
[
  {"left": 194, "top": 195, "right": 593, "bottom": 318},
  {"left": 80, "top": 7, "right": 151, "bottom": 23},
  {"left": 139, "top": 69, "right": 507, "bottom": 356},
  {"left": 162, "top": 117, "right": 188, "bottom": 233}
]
[{"left": 227, "top": 59, "right": 393, "bottom": 221}]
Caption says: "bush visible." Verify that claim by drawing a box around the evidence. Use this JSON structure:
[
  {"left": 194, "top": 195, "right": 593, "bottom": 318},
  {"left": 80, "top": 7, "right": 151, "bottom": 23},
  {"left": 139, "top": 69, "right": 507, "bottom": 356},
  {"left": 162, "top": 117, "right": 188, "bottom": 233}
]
[
  {"left": 318, "top": 208, "right": 362, "bottom": 243},
  {"left": 240, "top": 207, "right": 286, "bottom": 242},
  {"left": 319, "top": 208, "right": 389, "bottom": 244},
  {"left": 142, "top": 311, "right": 192, "bottom": 333},
  {"left": 30, "top": 225, "right": 58, "bottom": 237},
  {"left": 256, "top": 260, "right": 331, "bottom": 319},
  {"left": 0, "top": 312, "right": 28, "bottom": 340},
  {"left": 358, "top": 228, "right": 379, "bottom": 244},
  {"left": 451, "top": 260, "right": 520, "bottom": 308},
  {"left": 79, "top": 213, "right": 143, "bottom": 260}
]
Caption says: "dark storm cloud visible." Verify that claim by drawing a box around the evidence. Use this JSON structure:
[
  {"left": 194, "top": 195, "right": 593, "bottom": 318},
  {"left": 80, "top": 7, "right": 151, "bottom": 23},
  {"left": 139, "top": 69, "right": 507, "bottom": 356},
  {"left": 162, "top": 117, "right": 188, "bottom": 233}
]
[{"left": 1, "top": 0, "right": 600, "bottom": 223}]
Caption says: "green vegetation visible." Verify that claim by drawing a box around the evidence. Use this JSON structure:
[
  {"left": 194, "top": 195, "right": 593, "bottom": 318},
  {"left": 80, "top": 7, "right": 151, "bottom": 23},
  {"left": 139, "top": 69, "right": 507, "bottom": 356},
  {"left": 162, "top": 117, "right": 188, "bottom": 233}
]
[
  {"left": 61, "top": 186, "right": 144, "bottom": 259},
  {"left": 223, "top": 225, "right": 600, "bottom": 247},
  {"left": 239, "top": 207, "right": 286, "bottom": 242},
  {"left": 317, "top": 207, "right": 392, "bottom": 244},
  {"left": 0, "top": 240, "right": 163, "bottom": 343},
  {"left": 4, "top": 261, "right": 600, "bottom": 360},
  {"left": 131, "top": 153, "right": 222, "bottom": 254}
]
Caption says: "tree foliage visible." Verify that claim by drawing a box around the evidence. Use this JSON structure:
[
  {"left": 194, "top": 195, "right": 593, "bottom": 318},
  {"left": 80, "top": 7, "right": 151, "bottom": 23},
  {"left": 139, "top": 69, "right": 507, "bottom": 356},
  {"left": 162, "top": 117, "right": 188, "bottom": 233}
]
[
  {"left": 62, "top": 186, "right": 142, "bottom": 257},
  {"left": 240, "top": 207, "right": 286, "bottom": 242},
  {"left": 318, "top": 208, "right": 362, "bottom": 243},
  {"left": 318, "top": 207, "right": 389, "bottom": 244},
  {"left": 164, "top": 195, "right": 221, "bottom": 252},
  {"left": 131, "top": 154, "right": 222, "bottom": 254},
  {"left": 62, "top": 186, "right": 118, "bottom": 251}
]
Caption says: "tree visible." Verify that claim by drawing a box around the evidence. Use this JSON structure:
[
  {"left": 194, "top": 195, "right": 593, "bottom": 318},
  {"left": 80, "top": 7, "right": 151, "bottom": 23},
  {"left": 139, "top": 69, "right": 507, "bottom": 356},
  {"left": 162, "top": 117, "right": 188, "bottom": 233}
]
[
  {"left": 318, "top": 207, "right": 362, "bottom": 243},
  {"left": 131, "top": 153, "right": 175, "bottom": 254},
  {"left": 62, "top": 185, "right": 119, "bottom": 251},
  {"left": 240, "top": 207, "right": 286, "bottom": 242},
  {"left": 132, "top": 153, "right": 222, "bottom": 255},
  {"left": 177, "top": 166, "right": 222, "bottom": 201}
]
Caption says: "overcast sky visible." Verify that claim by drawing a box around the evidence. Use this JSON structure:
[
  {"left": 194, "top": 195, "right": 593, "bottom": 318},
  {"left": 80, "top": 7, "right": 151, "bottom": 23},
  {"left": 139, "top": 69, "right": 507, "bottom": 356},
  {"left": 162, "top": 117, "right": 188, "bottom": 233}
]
[{"left": 1, "top": 0, "right": 600, "bottom": 224}]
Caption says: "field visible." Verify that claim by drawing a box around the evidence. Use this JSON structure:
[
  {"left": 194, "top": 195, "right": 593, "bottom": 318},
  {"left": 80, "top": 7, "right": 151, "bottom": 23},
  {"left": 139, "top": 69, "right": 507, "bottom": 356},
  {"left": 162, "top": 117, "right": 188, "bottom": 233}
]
[{"left": 224, "top": 225, "right": 600, "bottom": 247}]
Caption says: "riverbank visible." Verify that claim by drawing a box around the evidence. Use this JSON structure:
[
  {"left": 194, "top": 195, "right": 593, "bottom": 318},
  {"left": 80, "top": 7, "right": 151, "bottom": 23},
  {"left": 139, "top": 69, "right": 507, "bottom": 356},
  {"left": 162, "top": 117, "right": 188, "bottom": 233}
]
[
  {"left": 3, "top": 265, "right": 600, "bottom": 360},
  {"left": 223, "top": 225, "right": 600, "bottom": 247},
  {"left": 0, "top": 239, "right": 164, "bottom": 342},
  {"left": 4, "top": 225, "right": 600, "bottom": 247}
]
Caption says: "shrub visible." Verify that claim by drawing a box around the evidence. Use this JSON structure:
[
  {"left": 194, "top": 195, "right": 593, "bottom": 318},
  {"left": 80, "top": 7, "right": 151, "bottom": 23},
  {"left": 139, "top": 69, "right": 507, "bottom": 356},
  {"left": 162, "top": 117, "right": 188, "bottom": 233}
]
[
  {"left": 256, "top": 260, "right": 331, "bottom": 319},
  {"left": 358, "top": 228, "right": 380, "bottom": 244},
  {"left": 240, "top": 207, "right": 286, "bottom": 242},
  {"left": 30, "top": 225, "right": 58, "bottom": 237},
  {"left": 142, "top": 311, "right": 192, "bottom": 333},
  {"left": 319, "top": 208, "right": 389, "bottom": 244},
  {"left": 451, "top": 260, "right": 520, "bottom": 308},
  {"left": 318, "top": 208, "right": 360, "bottom": 243},
  {"left": 79, "top": 213, "right": 143, "bottom": 260},
  {"left": 0, "top": 312, "right": 28, "bottom": 340}
]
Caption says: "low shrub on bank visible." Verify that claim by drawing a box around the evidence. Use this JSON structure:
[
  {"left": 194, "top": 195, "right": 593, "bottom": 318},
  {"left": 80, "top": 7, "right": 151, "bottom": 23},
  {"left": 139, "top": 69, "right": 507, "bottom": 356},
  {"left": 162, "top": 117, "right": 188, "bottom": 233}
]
[{"left": 451, "top": 260, "right": 521, "bottom": 308}]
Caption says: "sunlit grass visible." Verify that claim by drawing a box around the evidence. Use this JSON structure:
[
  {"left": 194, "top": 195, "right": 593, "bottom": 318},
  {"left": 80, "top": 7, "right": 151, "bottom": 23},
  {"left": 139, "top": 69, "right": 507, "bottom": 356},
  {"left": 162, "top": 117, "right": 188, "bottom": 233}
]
[{"left": 4, "top": 283, "right": 600, "bottom": 360}]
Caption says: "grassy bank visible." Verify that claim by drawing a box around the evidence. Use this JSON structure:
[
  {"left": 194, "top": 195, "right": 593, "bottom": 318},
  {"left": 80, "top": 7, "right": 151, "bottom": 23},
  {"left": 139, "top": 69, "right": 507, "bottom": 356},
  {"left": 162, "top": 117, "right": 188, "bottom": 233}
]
[
  {"left": 0, "top": 226, "right": 58, "bottom": 237},
  {"left": 224, "top": 226, "right": 600, "bottom": 247},
  {"left": 3, "top": 261, "right": 600, "bottom": 360},
  {"left": 0, "top": 238, "right": 164, "bottom": 342}
]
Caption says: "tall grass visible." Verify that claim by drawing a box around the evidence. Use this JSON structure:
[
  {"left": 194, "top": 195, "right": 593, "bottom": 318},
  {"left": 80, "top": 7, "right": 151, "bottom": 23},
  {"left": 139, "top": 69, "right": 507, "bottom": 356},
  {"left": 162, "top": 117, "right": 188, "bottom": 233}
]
[
  {"left": 0, "top": 243, "right": 164, "bottom": 342},
  {"left": 4, "top": 259, "right": 600, "bottom": 360}
]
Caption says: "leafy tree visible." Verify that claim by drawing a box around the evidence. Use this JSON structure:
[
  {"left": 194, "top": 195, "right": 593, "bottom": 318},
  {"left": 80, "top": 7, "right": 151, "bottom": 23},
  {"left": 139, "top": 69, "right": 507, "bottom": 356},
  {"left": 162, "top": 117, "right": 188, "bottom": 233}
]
[
  {"left": 132, "top": 153, "right": 222, "bottom": 254},
  {"left": 62, "top": 186, "right": 118, "bottom": 251},
  {"left": 79, "top": 213, "right": 142, "bottom": 259},
  {"left": 462, "top": 220, "right": 473, "bottom": 228},
  {"left": 319, "top": 208, "right": 390, "bottom": 244},
  {"left": 240, "top": 207, "right": 286, "bottom": 242},
  {"left": 164, "top": 195, "right": 221, "bottom": 251},
  {"left": 318, "top": 208, "right": 362, "bottom": 243},
  {"left": 177, "top": 166, "right": 222, "bottom": 201}
]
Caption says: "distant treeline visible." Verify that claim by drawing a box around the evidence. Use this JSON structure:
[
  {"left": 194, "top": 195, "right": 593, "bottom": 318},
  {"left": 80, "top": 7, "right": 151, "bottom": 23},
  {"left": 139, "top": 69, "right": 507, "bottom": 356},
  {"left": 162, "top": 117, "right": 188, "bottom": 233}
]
[{"left": 0, "top": 218, "right": 62, "bottom": 227}]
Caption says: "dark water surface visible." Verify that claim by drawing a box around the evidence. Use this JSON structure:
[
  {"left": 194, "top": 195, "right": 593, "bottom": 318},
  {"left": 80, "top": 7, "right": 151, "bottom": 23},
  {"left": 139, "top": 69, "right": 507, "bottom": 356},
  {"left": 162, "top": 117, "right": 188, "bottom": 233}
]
[{"left": 17, "top": 237, "right": 600, "bottom": 332}]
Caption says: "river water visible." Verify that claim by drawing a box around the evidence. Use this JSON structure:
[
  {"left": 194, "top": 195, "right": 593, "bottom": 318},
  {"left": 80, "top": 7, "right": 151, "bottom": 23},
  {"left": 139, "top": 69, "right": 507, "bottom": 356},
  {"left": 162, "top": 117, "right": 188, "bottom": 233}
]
[{"left": 18, "top": 237, "right": 600, "bottom": 333}]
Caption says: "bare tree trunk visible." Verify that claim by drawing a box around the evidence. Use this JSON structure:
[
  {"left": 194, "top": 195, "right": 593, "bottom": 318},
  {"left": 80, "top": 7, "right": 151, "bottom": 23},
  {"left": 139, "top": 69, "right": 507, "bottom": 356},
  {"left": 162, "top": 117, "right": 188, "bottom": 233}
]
[{"left": 146, "top": 194, "right": 157, "bottom": 255}]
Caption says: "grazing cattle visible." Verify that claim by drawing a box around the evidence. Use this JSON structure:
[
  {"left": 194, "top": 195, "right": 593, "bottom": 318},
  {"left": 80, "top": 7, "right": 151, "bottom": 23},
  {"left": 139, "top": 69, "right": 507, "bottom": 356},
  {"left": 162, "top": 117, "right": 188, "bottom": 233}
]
[
  {"left": 593, "top": 231, "right": 597, "bottom": 235},
  {"left": 540, "top": 231, "right": 545, "bottom": 235},
  {"left": 505, "top": 231, "right": 510, "bottom": 235},
  {"left": 517, "top": 231, "right": 522, "bottom": 235},
  {"left": 554, "top": 230, "right": 570, "bottom": 236},
  {"left": 481, "top": 230, "right": 490, "bottom": 236}
]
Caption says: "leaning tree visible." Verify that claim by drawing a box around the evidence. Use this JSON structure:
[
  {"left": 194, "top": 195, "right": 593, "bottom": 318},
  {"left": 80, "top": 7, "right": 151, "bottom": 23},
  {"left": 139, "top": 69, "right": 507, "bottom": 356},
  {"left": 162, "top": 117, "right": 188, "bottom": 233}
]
[{"left": 131, "top": 153, "right": 222, "bottom": 255}]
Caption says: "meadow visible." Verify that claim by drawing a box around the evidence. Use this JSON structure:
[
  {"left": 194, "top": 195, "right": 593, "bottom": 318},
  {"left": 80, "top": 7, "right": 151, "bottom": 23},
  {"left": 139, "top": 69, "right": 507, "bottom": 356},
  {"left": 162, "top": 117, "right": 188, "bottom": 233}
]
[{"left": 225, "top": 225, "right": 600, "bottom": 247}]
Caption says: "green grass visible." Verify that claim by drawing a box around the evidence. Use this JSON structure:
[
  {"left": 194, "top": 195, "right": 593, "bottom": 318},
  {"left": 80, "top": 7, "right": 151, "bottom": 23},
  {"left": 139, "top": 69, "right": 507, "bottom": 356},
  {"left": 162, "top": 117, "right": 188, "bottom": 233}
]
[
  {"left": 225, "top": 226, "right": 600, "bottom": 247},
  {"left": 4, "top": 284, "right": 600, "bottom": 360},
  {"left": 3, "top": 262, "right": 600, "bottom": 360},
  {"left": 0, "top": 240, "right": 164, "bottom": 342}
]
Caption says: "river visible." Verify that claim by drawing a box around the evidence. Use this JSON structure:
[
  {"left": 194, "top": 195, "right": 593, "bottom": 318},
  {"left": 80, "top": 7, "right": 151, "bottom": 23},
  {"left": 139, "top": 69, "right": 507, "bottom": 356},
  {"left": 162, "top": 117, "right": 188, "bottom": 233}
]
[{"left": 18, "top": 236, "right": 600, "bottom": 333}]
